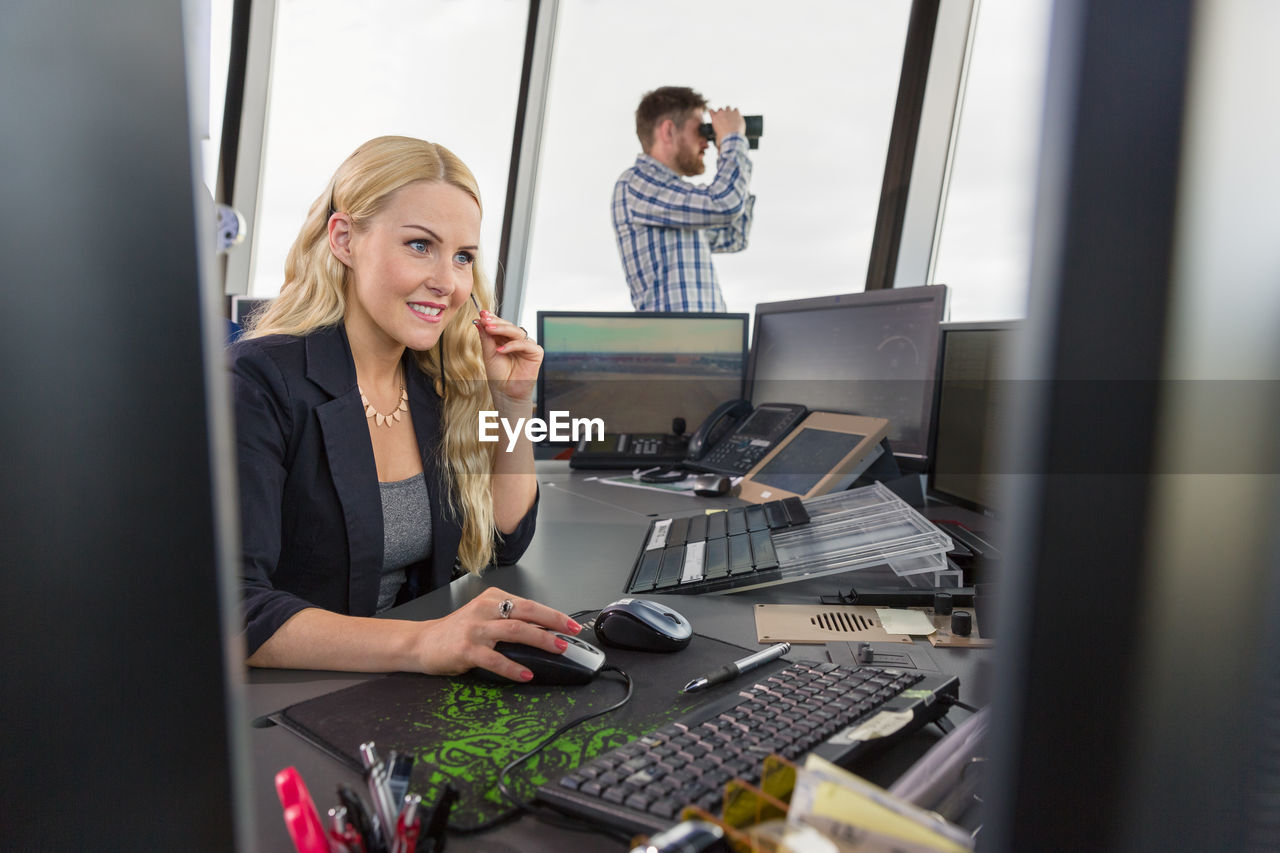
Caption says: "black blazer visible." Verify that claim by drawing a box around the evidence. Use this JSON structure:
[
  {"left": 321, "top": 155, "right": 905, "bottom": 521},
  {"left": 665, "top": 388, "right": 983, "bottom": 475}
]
[{"left": 229, "top": 324, "right": 538, "bottom": 656}]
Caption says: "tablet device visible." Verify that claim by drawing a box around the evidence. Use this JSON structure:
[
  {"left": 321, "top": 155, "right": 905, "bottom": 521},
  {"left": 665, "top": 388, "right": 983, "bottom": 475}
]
[{"left": 737, "top": 411, "right": 891, "bottom": 503}]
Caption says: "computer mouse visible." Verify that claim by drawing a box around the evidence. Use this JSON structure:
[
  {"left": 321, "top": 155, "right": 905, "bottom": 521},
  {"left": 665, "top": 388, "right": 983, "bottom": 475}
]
[
  {"left": 489, "top": 632, "right": 606, "bottom": 685},
  {"left": 594, "top": 598, "right": 693, "bottom": 652},
  {"left": 693, "top": 473, "right": 731, "bottom": 497}
]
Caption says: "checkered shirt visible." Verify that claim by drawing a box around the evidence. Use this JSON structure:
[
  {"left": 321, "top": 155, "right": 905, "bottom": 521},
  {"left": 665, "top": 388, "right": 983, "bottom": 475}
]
[{"left": 611, "top": 133, "right": 756, "bottom": 312}]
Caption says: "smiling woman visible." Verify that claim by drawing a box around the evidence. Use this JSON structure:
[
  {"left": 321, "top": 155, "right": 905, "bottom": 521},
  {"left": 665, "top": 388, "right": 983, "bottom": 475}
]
[{"left": 230, "top": 137, "right": 583, "bottom": 678}]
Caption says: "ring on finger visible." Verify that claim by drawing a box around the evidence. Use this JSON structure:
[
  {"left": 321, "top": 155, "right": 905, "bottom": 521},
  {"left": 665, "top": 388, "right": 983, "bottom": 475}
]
[
  {"left": 517, "top": 326, "right": 529, "bottom": 340},
  {"left": 498, "top": 598, "right": 515, "bottom": 619}
]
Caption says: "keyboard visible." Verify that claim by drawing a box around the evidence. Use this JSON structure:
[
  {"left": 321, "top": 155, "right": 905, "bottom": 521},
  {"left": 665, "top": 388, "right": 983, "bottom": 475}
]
[
  {"left": 569, "top": 432, "right": 688, "bottom": 470},
  {"left": 537, "top": 661, "right": 959, "bottom": 835},
  {"left": 625, "top": 498, "right": 808, "bottom": 595}
]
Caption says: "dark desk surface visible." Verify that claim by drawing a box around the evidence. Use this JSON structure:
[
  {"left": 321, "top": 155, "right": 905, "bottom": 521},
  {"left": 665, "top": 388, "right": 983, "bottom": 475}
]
[{"left": 243, "top": 462, "right": 992, "bottom": 852}]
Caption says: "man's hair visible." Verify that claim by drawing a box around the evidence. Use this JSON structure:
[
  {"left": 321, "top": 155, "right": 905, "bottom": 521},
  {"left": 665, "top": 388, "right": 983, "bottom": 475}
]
[{"left": 635, "top": 86, "right": 707, "bottom": 152}]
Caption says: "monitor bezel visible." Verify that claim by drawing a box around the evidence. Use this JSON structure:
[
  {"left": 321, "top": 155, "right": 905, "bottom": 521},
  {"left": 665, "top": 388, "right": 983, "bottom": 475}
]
[
  {"left": 744, "top": 285, "right": 949, "bottom": 470},
  {"left": 925, "top": 318, "right": 1021, "bottom": 514},
  {"left": 534, "top": 310, "right": 750, "bottom": 447}
]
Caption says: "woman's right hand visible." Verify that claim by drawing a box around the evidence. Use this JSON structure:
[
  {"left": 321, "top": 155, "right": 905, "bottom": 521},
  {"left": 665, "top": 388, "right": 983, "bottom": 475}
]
[{"left": 410, "top": 587, "right": 581, "bottom": 681}]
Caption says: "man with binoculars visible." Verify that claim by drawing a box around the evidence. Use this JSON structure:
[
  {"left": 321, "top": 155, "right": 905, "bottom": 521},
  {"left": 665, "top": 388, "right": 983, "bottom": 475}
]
[{"left": 611, "top": 86, "right": 757, "bottom": 312}]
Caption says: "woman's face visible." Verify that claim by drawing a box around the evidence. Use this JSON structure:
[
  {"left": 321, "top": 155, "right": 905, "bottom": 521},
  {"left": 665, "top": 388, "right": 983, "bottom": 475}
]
[{"left": 338, "top": 179, "right": 480, "bottom": 354}]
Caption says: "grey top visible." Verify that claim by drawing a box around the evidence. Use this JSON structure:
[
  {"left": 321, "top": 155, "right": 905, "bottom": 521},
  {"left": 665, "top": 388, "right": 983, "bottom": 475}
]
[{"left": 377, "top": 473, "right": 432, "bottom": 613}]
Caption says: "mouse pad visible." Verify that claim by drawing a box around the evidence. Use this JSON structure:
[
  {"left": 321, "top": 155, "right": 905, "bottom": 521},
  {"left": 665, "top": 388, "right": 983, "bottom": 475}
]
[{"left": 270, "top": 629, "right": 788, "bottom": 829}]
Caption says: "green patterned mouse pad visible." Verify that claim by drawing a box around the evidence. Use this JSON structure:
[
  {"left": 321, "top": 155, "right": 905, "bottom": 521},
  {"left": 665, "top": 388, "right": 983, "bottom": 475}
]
[{"left": 272, "top": 631, "right": 788, "bottom": 827}]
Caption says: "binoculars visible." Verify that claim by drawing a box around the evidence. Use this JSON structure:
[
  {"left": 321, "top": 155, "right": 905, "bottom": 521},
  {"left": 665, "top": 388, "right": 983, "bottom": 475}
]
[{"left": 699, "top": 115, "right": 763, "bottom": 149}]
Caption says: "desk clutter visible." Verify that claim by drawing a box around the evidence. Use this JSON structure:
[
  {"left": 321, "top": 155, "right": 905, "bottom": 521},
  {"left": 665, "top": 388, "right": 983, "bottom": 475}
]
[
  {"left": 625, "top": 482, "right": 959, "bottom": 596},
  {"left": 754, "top": 603, "right": 992, "bottom": 649},
  {"left": 268, "top": 632, "right": 787, "bottom": 831},
  {"left": 538, "top": 659, "right": 960, "bottom": 840}
]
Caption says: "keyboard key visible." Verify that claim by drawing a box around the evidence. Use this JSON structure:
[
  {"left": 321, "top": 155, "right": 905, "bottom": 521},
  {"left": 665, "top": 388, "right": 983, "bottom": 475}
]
[
  {"left": 728, "top": 534, "right": 752, "bottom": 573},
  {"left": 538, "top": 661, "right": 958, "bottom": 836},
  {"left": 653, "top": 546, "right": 686, "bottom": 589},
  {"left": 631, "top": 549, "right": 663, "bottom": 591},
  {"left": 703, "top": 538, "right": 729, "bottom": 580},
  {"left": 706, "top": 512, "right": 727, "bottom": 540},
  {"left": 666, "top": 516, "right": 690, "bottom": 547},
  {"left": 749, "top": 530, "right": 779, "bottom": 570},
  {"left": 782, "top": 496, "right": 810, "bottom": 525},
  {"left": 763, "top": 500, "right": 790, "bottom": 529}
]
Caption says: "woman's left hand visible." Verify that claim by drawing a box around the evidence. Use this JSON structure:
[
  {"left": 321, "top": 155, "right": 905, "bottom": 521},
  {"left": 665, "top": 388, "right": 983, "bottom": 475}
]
[{"left": 474, "top": 310, "right": 543, "bottom": 409}]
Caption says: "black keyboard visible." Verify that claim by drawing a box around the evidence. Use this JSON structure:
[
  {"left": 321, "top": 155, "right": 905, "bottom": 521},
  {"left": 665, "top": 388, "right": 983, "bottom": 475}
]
[
  {"left": 625, "top": 498, "right": 809, "bottom": 595},
  {"left": 537, "top": 661, "right": 959, "bottom": 835}
]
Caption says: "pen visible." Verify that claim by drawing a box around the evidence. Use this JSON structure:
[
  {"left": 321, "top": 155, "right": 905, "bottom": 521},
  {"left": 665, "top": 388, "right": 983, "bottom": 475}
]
[
  {"left": 359, "top": 742, "right": 398, "bottom": 849},
  {"left": 336, "top": 784, "right": 375, "bottom": 853},
  {"left": 681, "top": 642, "right": 791, "bottom": 693}
]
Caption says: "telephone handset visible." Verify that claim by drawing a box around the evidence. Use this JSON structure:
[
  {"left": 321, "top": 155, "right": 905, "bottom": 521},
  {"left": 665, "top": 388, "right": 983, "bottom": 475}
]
[
  {"left": 685, "top": 400, "right": 808, "bottom": 476},
  {"left": 686, "top": 399, "right": 753, "bottom": 460}
]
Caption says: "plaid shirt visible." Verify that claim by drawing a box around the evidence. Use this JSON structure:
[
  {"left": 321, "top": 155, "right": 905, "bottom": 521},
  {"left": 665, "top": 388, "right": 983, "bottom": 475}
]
[{"left": 611, "top": 133, "right": 756, "bottom": 312}]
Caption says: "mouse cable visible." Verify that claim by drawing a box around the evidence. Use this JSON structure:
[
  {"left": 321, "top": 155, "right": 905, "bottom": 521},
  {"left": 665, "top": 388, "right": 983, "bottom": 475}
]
[{"left": 447, "top": 665, "right": 634, "bottom": 841}]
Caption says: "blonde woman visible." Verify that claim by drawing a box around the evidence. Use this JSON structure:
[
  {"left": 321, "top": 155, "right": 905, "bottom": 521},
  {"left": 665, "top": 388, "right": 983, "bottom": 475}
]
[{"left": 232, "top": 136, "right": 578, "bottom": 679}]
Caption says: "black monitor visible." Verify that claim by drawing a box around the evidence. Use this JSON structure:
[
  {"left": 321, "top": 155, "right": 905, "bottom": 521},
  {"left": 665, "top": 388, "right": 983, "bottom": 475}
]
[
  {"left": 535, "top": 311, "right": 749, "bottom": 443},
  {"left": 746, "top": 285, "right": 948, "bottom": 467},
  {"left": 231, "top": 295, "right": 273, "bottom": 326},
  {"left": 927, "top": 320, "right": 1019, "bottom": 515}
]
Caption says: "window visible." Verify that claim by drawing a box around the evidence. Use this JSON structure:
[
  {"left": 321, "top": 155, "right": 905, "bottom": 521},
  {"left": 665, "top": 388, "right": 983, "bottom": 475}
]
[
  {"left": 518, "top": 0, "right": 912, "bottom": 328},
  {"left": 248, "top": 0, "right": 528, "bottom": 297},
  {"left": 195, "top": 0, "right": 233, "bottom": 197},
  {"left": 931, "top": 0, "right": 1053, "bottom": 321}
]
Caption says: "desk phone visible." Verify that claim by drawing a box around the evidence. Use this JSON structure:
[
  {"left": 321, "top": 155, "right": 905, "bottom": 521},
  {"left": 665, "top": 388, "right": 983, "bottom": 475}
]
[{"left": 684, "top": 400, "right": 808, "bottom": 476}]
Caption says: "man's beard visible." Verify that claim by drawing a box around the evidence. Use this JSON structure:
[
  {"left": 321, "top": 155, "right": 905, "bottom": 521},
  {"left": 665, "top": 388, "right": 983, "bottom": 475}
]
[{"left": 675, "top": 141, "right": 706, "bottom": 177}]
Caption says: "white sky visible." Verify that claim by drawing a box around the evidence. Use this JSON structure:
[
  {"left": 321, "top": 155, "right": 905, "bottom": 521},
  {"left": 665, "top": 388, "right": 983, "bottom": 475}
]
[{"left": 201, "top": 0, "right": 1052, "bottom": 326}]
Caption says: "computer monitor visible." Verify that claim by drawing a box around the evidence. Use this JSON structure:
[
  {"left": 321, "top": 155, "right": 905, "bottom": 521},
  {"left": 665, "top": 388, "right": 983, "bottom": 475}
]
[
  {"left": 535, "top": 311, "right": 749, "bottom": 442},
  {"left": 230, "top": 295, "right": 273, "bottom": 326},
  {"left": 927, "top": 320, "right": 1019, "bottom": 515},
  {"left": 746, "top": 285, "right": 948, "bottom": 467}
]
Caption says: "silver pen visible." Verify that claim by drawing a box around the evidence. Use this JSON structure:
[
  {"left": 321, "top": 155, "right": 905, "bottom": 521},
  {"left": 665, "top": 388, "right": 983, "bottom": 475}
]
[
  {"left": 359, "top": 741, "right": 398, "bottom": 844},
  {"left": 681, "top": 642, "right": 792, "bottom": 693}
]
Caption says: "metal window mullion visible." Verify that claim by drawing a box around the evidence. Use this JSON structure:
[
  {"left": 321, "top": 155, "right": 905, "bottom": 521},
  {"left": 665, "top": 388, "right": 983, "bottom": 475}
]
[
  {"left": 223, "top": 0, "right": 277, "bottom": 297},
  {"left": 494, "top": 0, "right": 558, "bottom": 319}
]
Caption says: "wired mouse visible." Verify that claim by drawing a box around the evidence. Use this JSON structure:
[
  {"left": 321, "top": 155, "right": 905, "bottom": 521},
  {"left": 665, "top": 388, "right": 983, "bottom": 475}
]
[
  {"left": 594, "top": 598, "right": 693, "bottom": 652},
  {"left": 488, "top": 632, "right": 606, "bottom": 685},
  {"left": 693, "top": 473, "right": 731, "bottom": 497}
]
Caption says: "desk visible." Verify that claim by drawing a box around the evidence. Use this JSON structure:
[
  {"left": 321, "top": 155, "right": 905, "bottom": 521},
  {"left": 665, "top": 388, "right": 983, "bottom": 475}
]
[{"left": 244, "top": 462, "right": 991, "bottom": 852}]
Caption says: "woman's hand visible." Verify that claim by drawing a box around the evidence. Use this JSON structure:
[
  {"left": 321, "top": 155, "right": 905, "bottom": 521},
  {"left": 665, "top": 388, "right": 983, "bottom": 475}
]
[
  {"left": 474, "top": 310, "right": 543, "bottom": 411},
  {"left": 410, "top": 587, "right": 581, "bottom": 681}
]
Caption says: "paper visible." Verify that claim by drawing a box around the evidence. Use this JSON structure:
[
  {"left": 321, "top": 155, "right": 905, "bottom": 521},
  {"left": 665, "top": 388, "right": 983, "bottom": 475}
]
[
  {"left": 875, "top": 608, "right": 938, "bottom": 636},
  {"left": 788, "top": 755, "right": 973, "bottom": 852}
]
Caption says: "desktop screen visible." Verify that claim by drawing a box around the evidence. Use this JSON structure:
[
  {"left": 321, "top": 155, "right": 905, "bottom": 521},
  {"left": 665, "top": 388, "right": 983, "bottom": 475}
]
[
  {"left": 927, "top": 320, "right": 1018, "bottom": 515},
  {"left": 746, "top": 285, "right": 948, "bottom": 464},
  {"left": 536, "top": 311, "right": 749, "bottom": 441},
  {"left": 231, "top": 295, "right": 273, "bottom": 326}
]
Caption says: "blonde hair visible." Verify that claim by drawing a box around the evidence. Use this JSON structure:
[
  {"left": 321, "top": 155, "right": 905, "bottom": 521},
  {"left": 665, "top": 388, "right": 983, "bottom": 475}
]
[{"left": 246, "top": 136, "right": 500, "bottom": 573}]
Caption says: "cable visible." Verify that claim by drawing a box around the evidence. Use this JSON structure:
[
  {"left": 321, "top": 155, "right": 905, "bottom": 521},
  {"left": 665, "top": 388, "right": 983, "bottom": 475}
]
[
  {"left": 939, "top": 694, "right": 982, "bottom": 714},
  {"left": 448, "top": 665, "right": 634, "bottom": 840}
]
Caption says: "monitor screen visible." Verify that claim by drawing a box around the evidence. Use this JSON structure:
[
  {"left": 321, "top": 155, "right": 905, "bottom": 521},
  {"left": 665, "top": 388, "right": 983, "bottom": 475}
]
[
  {"left": 230, "top": 295, "right": 273, "bottom": 326},
  {"left": 927, "top": 320, "right": 1019, "bottom": 515},
  {"left": 746, "top": 285, "right": 948, "bottom": 465},
  {"left": 536, "top": 311, "right": 749, "bottom": 442}
]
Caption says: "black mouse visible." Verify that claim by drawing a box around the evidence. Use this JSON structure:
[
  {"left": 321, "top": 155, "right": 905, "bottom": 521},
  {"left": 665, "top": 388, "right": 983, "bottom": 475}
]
[
  {"left": 693, "top": 473, "right": 731, "bottom": 497},
  {"left": 489, "top": 632, "right": 606, "bottom": 685},
  {"left": 594, "top": 598, "right": 692, "bottom": 652}
]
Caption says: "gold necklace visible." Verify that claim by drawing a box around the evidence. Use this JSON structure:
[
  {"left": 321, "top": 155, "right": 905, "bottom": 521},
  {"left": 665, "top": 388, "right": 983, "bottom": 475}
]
[{"left": 359, "top": 378, "right": 408, "bottom": 428}]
